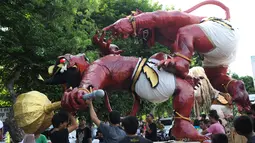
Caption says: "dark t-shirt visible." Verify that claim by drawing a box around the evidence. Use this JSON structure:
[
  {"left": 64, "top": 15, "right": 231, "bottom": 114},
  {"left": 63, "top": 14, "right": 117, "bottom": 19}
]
[
  {"left": 76, "top": 127, "right": 92, "bottom": 143},
  {"left": 145, "top": 123, "right": 157, "bottom": 141},
  {"left": 49, "top": 128, "right": 69, "bottom": 143},
  {"left": 247, "top": 136, "right": 255, "bottom": 143},
  {"left": 118, "top": 136, "right": 153, "bottom": 143}
]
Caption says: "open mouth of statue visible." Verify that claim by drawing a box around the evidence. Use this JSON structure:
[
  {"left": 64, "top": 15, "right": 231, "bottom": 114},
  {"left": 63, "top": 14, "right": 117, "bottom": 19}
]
[{"left": 48, "top": 58, "right": 77, "bottom": 76}]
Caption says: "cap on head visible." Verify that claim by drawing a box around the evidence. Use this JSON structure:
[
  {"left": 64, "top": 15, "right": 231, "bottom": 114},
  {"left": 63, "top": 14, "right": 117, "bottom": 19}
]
[{"left": 147, "top": 113, "right": 154, "bottom": 119}]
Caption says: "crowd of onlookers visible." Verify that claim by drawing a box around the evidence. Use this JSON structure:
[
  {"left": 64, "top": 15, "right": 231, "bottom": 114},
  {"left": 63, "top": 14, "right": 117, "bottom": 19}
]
[
  {"left": 45, "top": 99, "right": 157, "bottom": 143},
  {"left": 2, "top": 99, "right": 255, "bottom": 143},
  {"left": 45, "top": 99, "right": 255, "bottom": 143},
  {"left": 191, "top": 109, "right": 255, "bottom": 143}
]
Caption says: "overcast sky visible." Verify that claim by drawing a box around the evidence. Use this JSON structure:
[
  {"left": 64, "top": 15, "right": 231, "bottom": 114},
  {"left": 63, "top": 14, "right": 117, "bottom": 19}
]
[{"left": 152, "top": 0, "right": 255, "bottom": 77}]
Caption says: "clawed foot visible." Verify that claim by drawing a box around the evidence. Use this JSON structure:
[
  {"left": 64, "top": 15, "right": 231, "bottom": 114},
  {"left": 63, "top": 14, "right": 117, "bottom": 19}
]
[
  {"left": 227, "top": 80, "right": 251, "bottom": 113},
  {"left": 185, "top": 75, "right": 204, "bottom": 90},
  {"left": 172, "top": 119, "right": 208, "bottom": 142}
]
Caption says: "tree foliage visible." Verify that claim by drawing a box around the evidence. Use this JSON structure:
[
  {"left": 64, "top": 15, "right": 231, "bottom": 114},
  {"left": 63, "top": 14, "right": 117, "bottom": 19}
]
[{"left": 0, "top": 0, "right": 164, "bottom": 120}]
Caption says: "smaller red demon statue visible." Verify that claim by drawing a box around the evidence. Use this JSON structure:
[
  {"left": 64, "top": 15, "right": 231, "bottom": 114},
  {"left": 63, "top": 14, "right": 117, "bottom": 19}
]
[
  {"left": 102, "top": 0, "right": 251, "bottom": 112},
  {"left": 59, "top": 33, "right": 251, "bottom": 141}
]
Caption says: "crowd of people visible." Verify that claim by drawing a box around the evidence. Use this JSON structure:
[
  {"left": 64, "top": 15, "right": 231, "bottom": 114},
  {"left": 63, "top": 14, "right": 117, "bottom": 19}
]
[
  {"left": 47, "top": 100, "right": 255, "bottom": 143},
  {"left": 2, "top": 99, "right": 255, "bottom": 143},
  {"left": 191, "top": 109, "right": 255, "bottom": 143}
]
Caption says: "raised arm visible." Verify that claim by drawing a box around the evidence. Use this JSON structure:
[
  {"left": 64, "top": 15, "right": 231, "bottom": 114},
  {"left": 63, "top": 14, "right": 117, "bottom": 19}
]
[
  {"left": 67, "top": 112, "right": 78, "bottom": 133},
  {"left": 92, "top": 31, "right": 123, "bottom": 56}
]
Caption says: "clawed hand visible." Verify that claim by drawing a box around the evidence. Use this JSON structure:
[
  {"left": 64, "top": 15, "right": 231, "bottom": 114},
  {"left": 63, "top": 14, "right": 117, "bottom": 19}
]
[
  {"left": 93, "top": 31, "right": 124, "bottom": 56},
  {"left": 157, "top": 58, "right": 176, "bottom": 73},
  {"left": 157, "top": 56, "right": 191, "bottom": 79},
  {"left": 61, "top": 87, "right": 89, "bottom": 112}
]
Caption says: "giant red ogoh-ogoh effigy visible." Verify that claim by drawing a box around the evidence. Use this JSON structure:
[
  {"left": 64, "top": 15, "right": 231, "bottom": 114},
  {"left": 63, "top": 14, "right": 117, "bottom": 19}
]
[
  {"left": 13, "top": 0, "right": 252, "bottom": 142},
  {"left": 59, "top": 0, "right": 251, "bottom": 141}
]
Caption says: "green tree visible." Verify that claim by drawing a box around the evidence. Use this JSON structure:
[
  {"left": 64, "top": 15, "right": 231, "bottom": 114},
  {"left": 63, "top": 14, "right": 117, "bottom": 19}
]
[{"left": 1, "top": 0, "right": 99, "bottom": 141}]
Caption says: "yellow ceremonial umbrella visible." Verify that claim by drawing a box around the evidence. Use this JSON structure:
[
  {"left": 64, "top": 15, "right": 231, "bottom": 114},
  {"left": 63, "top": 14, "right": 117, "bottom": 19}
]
[{"left": 13, "top": 91, "right": 61, "bottom": 134}]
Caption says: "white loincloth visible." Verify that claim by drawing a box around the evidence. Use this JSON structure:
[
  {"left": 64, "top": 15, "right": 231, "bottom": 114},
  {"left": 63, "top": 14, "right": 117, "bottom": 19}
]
[
  {"left": 198, "top": 20, "right": 240, "bottom": 67},
  {"left": 132, "top": 58, "right": 176, "bottom": 103}
]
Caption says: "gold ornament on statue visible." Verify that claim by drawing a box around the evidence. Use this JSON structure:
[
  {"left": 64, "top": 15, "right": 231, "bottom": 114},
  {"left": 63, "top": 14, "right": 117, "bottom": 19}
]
[{"left": 13, "top": 91, "right": 61, "bottom": 134}]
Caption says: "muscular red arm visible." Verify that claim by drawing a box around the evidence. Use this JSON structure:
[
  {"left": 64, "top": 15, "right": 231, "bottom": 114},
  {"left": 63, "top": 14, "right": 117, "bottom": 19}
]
[{"left": 79, "top": 63, "right": 111, "bottom": 90}]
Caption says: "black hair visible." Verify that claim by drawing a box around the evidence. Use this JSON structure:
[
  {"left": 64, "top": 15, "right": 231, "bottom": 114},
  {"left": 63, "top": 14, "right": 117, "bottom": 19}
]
[
  {"left": 122, "top": 116, "right": 139, "bottom": 134},
  {"left": 109, "top": 110, "right": 121, "bottom": 124},
  {"left": 96, "top": 129, "right": 102, "bottom": 136},
  {"left": 204, "top": 119, "right": 210, "bottom": 124},
  {"left": 211, "top": 133, "right": 228, "bottom": 143},
  {"left": 251, "top": 104, "right": 255, "bottom": 111},
  {"left": 200, "top": 114, "right": 206, "bottom": 119},
  {"left": 78, "top": 116, "right": 85, "bottom": 121},
  {"left": 219, "top": 119, "right": 223, "bottom": 125},
  {"left": 208, "top": 110, "right": 219, "bottom": 121},
  {"left": 234, "top": 115, "right": 253, "bottom": 135},
  {"left": 193, "top": 119, "right": 200, "bottom": 126},
  {"left": 52, "top": 110, "right": 69, "bottom": 128},
  {"left": 199, "top": 119, "right": 210, "bottom": 126}
]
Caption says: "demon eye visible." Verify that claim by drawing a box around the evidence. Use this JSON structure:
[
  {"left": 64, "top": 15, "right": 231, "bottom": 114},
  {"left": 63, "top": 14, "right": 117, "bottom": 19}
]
[{"left": 60, "top": 58, "right": 66, "bottom": 64}]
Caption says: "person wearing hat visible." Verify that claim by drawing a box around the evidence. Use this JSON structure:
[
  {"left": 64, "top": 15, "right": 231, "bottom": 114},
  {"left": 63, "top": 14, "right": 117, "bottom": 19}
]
[{"left": 145, "top": 114, "right": 157, "bottom": 141}]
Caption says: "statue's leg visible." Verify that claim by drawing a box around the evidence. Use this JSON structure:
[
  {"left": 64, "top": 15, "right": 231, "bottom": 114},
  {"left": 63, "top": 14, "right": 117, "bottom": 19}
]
[
  {"left": 172, "top": 77, "right": 207, "bottom": 141},
  {"left": 204, "top": 66, "right": 250, "bottom": 112},
  {"left": 158, "top": 24, "right": 214, "bottom": 79}
]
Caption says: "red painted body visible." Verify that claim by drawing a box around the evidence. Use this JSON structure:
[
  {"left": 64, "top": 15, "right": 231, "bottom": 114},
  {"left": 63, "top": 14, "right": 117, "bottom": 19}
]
[
  {"left": 60, "top": 1, "right": 250, "bottom": 141},
  {"left": 61, "top": 52, "right": 207, "bottom": 141},
  {"left": 103, "top": 0, "right": 251, "bottom": 112}
]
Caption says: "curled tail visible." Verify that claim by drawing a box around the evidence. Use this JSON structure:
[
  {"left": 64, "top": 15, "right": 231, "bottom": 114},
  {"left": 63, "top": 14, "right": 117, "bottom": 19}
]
[{"left": 184, "top": 0, "right": 230, "bottom": 20}]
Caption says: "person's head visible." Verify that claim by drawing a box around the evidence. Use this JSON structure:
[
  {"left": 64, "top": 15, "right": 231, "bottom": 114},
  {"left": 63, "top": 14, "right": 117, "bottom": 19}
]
[
  {"left": 208, "top": 110, "right": 219, "bottom": 123},
  {"left": 199, "top": 119, "right": 209, "bottom": 130},
  {"left": 201, "top": 119, "right": 211, "bottom": 128},
  {"left": 122, "top": 116, "right": 139, "bottom": 135},
  {"left": 96, "top": 130, "right": 103, "bottom": 138},
  {"left": 78, "top": 117, "right": 86, "bottom": 127},
  {"left": 146, "top": 113, "right": 154, "bottom": 123},
  {"left": 193, "top": 119, "right": 200, "bottom": 126},
  {"left": 211, "top": 133, "right": 228, "bottom": 143},
  {"left": 200, "top": 114, "right": 206, "bottom": 120},
  {"left": 234, "top": 115, "right": 253, "bottom": 136},
  {"left": 109, "top": 110, "right": 121, "bottom": 125},
  {"left": 204, "top": 119, "right": 210, "bottom": 127},
  {"left": 52, "top": 110, "right": 69, "bottom": 129}
]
